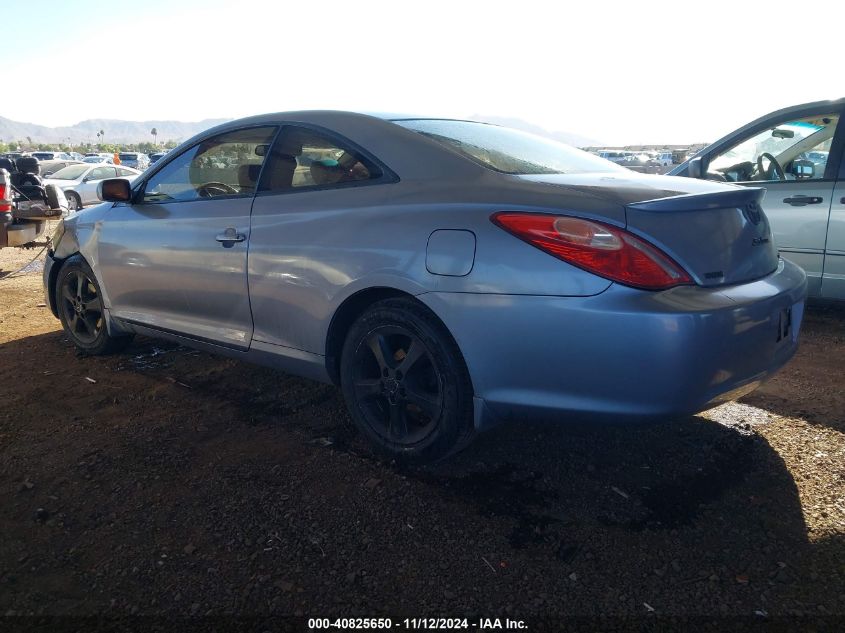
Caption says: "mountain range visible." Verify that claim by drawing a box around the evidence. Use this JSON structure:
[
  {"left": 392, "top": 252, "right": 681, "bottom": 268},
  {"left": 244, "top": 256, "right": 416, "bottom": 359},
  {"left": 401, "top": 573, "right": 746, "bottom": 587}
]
[
  {"left": 0, "top": 116, "right": 231, "bottom": 145},
  {"left": 0, "top": 113, "right": 604, "bottom": 148}
]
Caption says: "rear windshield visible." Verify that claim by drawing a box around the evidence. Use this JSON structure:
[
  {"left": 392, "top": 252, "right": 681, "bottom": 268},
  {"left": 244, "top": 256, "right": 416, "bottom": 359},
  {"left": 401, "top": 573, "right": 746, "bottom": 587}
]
[
  {"left": 394, "top": 119, "right": 624, "bottom": 175},
  {"left": 119, "top": 153, "right": 138, "bottom": 160}
]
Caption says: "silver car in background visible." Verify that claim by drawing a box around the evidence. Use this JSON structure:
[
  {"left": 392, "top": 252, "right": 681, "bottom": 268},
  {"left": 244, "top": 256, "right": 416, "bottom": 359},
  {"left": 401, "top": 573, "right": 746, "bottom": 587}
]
[
  {"left": 43, "top": 111, "right": 806, "bottom": 462},
  {"left": 118, "top": 152, "right": 150, "bottom": 170},
  {"left": 671, "top": 98, "right": 845, "bottom": 300},
  {"left": 43, "top": 163, "right": 141, "bottom": 211}
]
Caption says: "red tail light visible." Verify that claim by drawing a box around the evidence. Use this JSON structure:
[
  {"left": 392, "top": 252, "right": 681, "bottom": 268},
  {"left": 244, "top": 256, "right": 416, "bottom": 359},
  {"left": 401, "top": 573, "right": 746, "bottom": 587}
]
[
  {"left": 0, "top": 184, "right": 11, "bottom": 212},
  {"left": 491, "top": 212, "right": 693, "bottom": 290}
]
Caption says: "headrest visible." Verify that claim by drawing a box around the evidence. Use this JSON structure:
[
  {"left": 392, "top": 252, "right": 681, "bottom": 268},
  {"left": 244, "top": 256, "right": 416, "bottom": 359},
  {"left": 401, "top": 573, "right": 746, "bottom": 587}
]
[
  {"left": 16, "top": 157, "right": 40, "bottom": 175},
  {"left": 275, "top": 136, "right": 303, "bottom": 156},
  {"left": 238, "top": 163, "right": 262, "bottom": 188},
  {"left": 310, "top": 159, "right": 344, "bottom": 186}
]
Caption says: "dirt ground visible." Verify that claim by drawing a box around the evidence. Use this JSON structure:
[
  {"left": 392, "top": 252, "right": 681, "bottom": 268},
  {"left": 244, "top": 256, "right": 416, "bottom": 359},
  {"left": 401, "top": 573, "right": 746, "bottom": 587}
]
[{"left": 1, "top": 246, "right": 844, "bottom": 630}]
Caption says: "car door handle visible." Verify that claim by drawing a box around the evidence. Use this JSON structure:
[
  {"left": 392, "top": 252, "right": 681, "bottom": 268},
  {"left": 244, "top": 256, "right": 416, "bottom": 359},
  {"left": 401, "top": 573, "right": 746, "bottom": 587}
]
[
  {"left": 215, "top": 227, "right": 246, "bottom": 247},
  {"left": 783, "top": 196, "right": 822, "bottom": 206}
]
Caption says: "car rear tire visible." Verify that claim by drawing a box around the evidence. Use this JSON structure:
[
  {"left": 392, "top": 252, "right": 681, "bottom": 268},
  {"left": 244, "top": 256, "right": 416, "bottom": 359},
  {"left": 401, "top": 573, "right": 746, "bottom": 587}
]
[
  {"left": 65, "top": 191, "right": 81, "bottom": 212},
  {"left": 340, "top": 298, "right": 474, "bottom": 463},
  {"left": 56, "top": 256, "right": 133, "bottom": 355}
]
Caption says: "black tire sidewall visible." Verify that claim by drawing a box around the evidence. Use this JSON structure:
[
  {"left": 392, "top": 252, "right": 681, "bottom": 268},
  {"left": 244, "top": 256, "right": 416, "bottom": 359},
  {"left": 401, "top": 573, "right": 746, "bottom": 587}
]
[
  {"left": 55, "top": 257, "right": 120, "bottom": 355},
  {"left": 340, "top": 298, "right": 473, "bottom": 463}
]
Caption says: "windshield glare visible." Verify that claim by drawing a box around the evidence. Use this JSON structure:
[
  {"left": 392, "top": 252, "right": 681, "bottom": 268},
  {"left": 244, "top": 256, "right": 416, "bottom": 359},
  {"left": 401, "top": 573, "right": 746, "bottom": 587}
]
[
  {"left": 49, "top": 165, "right": 89, "bottom": 180},
  {"left": 395, "top": 119, "right": 624, "bottom": 175}
]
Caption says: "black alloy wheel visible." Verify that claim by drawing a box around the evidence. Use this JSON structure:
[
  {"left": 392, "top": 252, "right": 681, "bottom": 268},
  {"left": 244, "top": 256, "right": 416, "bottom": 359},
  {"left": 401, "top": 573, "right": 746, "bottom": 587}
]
[
  {"left": 59, "top": 269, "right": 103, "bottom": 344},
  {"left": 56, "top": 256, "right": 133, "bottom": 355},
  {"left": 340, "top": 298, "right": 474, "bottom": 463},
  {"left": 351, "top": 325, "right": 444, "bottom": 445}
]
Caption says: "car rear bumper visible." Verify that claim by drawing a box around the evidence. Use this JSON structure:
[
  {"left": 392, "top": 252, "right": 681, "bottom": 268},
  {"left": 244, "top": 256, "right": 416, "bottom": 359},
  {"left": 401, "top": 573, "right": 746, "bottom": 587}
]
[{"left": 420, "top": 258, "right": 807, "bottom": 429}]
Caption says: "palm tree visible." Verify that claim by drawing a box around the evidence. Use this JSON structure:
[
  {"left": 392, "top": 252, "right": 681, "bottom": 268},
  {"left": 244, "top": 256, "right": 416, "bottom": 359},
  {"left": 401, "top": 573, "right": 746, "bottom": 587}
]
[
  {"left": 26, "top": 136, "right": 32, "bottom": 148},
  {"left": 151, "top": 127, "right": 158, "bottom": 146}
]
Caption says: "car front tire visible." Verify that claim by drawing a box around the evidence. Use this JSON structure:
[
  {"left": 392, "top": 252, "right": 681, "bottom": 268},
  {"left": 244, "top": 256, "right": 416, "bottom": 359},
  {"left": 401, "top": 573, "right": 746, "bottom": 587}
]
[
  {"left": 65, "top": 191, "right": 81, "bottom": 212},
  {"left": 56, "top": 256, "right": 133, "bottom": 355},
  {"left": 340, "top": 298, "right": 475, "bottom": 463}
]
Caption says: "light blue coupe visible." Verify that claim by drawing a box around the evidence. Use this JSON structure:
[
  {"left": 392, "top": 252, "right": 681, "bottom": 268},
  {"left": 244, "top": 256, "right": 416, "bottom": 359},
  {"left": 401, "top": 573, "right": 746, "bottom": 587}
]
[{"left": 44, "top": 111, "right": 807, "bottom": 461}]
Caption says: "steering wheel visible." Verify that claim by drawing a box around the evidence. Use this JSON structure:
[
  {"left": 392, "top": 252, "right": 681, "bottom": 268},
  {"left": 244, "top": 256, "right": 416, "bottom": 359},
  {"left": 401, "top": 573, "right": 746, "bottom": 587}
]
[
  {"left": 197, "top": 182, "right": 238, "bottom": 198},
  {"left": 757, "top": 152, "right": 786, "bottom": 181}
]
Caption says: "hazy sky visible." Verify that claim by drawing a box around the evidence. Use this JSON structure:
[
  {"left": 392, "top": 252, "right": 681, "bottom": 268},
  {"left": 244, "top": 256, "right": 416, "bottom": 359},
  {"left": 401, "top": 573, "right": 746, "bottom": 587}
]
[{"left": 5, "top": 0, "right": 843, "bottom": 145}]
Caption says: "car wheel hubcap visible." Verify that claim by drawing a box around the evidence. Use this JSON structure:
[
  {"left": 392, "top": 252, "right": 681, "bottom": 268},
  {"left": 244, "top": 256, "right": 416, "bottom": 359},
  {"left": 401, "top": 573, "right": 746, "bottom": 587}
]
[
  {"left": 351, "top": 326, "right": 443, "bottom": 445},
  {"left": 60, "top": 271, "right": 103, "bottom": 344}
]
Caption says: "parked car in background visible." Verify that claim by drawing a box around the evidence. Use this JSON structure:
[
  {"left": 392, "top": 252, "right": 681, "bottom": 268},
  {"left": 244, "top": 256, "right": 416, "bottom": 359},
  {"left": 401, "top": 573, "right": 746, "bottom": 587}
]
[
  {"left": 597, "top": 149, "right": 628, "bottom": 163},
  {"left": 31, "top": 151, "right": 73, "bottom": 161},
  {"left": 43, "top": 163, "right": 140, "bottom": 210},
  {"left": 82, "top": 155, "right": 114, "bottom": 164},
  {"left": 654, "top": 151, "right": 674, "bottom": 166},
  {"left": 670, "top": 98, "right": 845, "bottom": 300},
  {"left": 68, "top": 152, "right": 85, "bottom": 161},
  {"left": 38, "top": 159, "right": 84, "bottom": 177},
  {"left": 43, "top": 111, "right": 806, "bottom": 462},
  {"left": 149, "top": 151, "right": 168, "bottom": 165},
  {"left": 118, "top": 152, "right": 149, "bottom": 170}
]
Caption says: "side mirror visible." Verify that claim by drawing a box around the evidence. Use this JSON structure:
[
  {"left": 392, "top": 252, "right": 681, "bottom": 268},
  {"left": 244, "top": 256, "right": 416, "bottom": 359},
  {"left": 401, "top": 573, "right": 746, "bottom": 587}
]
[
  {"left": 98, "top": 178, "right": 132, "bottom": 202},
  {"left": 791, "top": 159, "right": 815, "bottom": 179},
  {"left": 688, "top": 156, "right": 706, "bottom": 179}
]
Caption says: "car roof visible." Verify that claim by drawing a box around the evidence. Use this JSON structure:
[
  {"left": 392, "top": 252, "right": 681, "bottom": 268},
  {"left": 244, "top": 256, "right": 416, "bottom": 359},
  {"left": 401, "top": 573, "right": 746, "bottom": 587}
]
[{"left": 172, "top": 110, "right": 512, "bottom": 181}]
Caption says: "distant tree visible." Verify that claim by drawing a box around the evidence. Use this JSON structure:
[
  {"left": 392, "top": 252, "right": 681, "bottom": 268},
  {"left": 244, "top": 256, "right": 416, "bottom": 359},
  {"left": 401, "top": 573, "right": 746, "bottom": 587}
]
[
  {"left": 26, "top": 136, "right": 32, "bottom": 147},
  {"left": 151, "top": 127, "right": 158, "bottom": 146}
]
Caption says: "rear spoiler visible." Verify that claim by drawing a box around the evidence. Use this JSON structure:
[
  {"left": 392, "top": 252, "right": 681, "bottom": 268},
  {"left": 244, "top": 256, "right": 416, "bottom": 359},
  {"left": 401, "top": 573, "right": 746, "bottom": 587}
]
[{"left": 626, "top": 187, "right": 766, "bottom": 213}]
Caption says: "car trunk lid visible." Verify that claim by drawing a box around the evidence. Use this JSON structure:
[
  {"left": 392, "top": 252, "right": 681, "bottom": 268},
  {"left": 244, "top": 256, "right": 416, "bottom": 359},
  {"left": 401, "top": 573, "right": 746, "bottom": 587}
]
[{"left": 519, "top": 173, "right": 779, "bottom": 287}]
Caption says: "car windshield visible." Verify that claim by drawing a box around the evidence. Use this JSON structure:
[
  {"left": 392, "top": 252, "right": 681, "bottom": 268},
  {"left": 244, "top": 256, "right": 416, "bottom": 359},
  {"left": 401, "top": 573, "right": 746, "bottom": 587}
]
[
  {"left": 49, "top": 165, "right": 89, "bottom": 180},
  {"left": 395, "top": 119, "right": 624, "bottom": 175},
  {"left": 119, "top": 153, "right": 138, "bottom": 160},
  {"left": 82, "top": 157, "right": 103, "bottom": 163}
]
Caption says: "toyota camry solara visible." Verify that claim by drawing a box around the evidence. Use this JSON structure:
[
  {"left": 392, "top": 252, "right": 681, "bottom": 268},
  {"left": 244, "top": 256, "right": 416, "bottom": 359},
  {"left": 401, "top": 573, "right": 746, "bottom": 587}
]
[{"left": 43, "top": 111, "right": 807, "bottom": 462}]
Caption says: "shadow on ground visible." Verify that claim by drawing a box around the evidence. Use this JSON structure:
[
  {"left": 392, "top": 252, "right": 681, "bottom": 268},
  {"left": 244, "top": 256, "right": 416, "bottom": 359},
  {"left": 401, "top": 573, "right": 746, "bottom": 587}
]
[{"left": 0, "top": 325, "right": 842, "bottom": 620}]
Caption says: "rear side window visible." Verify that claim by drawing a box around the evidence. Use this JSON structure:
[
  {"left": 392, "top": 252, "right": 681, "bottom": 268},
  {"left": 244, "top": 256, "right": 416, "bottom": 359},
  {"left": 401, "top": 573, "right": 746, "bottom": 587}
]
[
  {"left": 258, "top": 126, "right": 383, "bottom": 192},
  {"left": 90, "top": 166, "right": 117, "bottom": 180},
  {"left": 395, "top": 119, "right": 624, "bottom": 175}
]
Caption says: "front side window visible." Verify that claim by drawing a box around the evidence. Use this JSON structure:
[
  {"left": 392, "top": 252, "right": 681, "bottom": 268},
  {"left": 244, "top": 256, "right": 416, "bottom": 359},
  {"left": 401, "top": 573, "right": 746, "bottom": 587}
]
[
  {"left": 258, "top": 126, "right": 383, "bottom": 192},
  {"left": 395, "top": 119, "right": 625, "bottom": 175},
  {"left": 142, "top": 126, "right": 277, "bottom": 203},
  {"left": 708, "top": 114, "right": 839, "bottom": 182}
]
